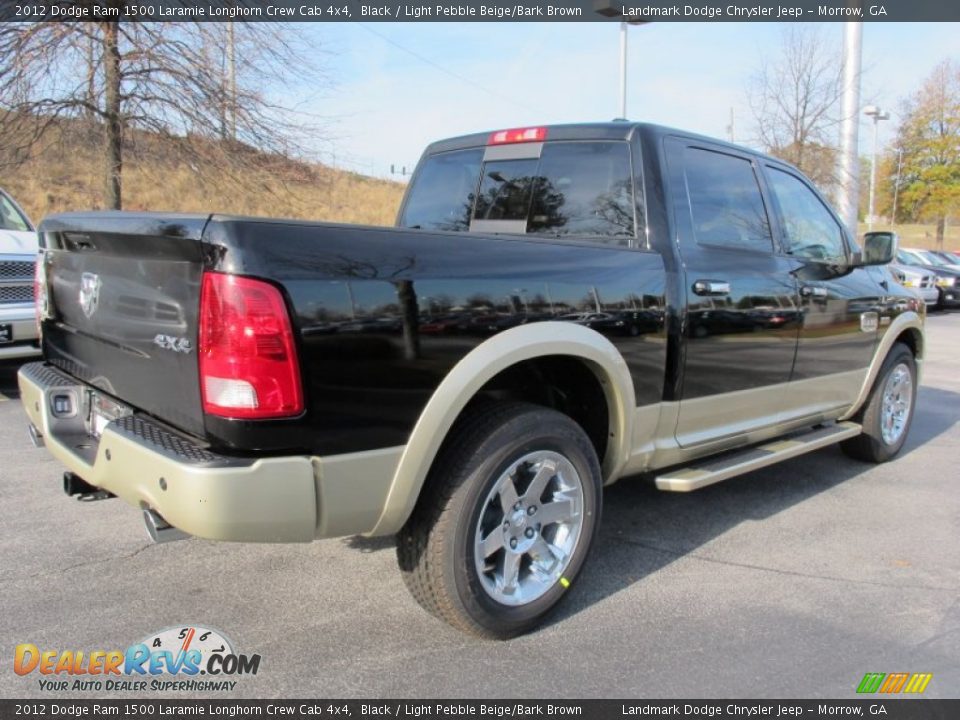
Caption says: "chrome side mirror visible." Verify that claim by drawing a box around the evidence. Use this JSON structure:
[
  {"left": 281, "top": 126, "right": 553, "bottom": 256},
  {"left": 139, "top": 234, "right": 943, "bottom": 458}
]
[{"left": 858, "top": 231, "right": 898, "bottom": 266}]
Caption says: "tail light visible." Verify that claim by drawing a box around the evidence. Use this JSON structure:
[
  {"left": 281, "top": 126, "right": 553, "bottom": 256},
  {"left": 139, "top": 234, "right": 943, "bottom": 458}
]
[
  {"left": 199, "top": 272, "right": 303, "bottom": 419},
  {"left": 34, "top": 251, "right": 49, "bottom": 336}
]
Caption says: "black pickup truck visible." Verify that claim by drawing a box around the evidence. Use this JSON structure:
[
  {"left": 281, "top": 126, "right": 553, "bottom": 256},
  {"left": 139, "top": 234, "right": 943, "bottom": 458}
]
[{"left": 20, "top": 122, "right": 924, "bottom": 638}]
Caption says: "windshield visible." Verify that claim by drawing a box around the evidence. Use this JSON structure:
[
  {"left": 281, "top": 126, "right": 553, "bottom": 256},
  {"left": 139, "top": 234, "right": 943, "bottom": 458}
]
[
  {"left": 916, "top": 250, "right": 947, "bottom": 266},
  {"left": 400, "top": 141, "right": 636, "bottom": 243},
  {"left": 0, "top": 192, "right": 33, "bottom": 232}
]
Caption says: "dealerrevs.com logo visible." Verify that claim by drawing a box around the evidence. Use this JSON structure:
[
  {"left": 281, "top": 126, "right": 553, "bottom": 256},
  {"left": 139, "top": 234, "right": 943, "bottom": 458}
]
[{"left": 14, "top": 625, "right": 261, "bottom": 692}]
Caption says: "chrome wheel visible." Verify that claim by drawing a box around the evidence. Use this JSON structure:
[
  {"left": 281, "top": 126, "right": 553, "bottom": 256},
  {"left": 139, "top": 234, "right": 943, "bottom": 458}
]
[
  {"left": 473, "top": 450, "right": 584, "bottom": 607},
  {"left": 880, "top": 362, "right": 913, "bottom": 445}
]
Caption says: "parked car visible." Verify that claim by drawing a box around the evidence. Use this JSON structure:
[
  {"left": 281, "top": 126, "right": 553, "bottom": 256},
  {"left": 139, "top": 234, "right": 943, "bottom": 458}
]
[
  {"left": 896, "top": 248, "right": 960, "bottom": 309},
  {"left": 20, "top": 122, "right": 922, "bottom": 638},
  {"left": 928, "top": 250, "right": 960, "bottom": 272},
  {"left": 888, "top": 263, "right": 939, "bottom": 307},
  {"left": 0, "top": 188, "right": 40, "bottom": 360}
]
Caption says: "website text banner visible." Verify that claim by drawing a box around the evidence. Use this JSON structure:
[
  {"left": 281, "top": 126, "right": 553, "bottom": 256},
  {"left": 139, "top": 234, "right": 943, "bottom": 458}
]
[
  {"left": 2, "top": 0, "right": 959, "bottom": 23},
  {"left": 2, "top": 701, "right": 960, "bottom": 719}
]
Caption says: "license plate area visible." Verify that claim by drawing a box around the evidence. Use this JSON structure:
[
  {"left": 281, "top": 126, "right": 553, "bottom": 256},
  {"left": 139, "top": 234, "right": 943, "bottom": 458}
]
[
  {"left": 0, "top": 323, "right": 11, "bottom": 344},
  {"left": 84, "top": 391, "right": 133, "bottom": 438}
]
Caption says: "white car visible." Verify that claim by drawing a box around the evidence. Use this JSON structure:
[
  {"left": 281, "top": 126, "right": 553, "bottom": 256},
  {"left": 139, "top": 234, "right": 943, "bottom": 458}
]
[{"left": 0, "top": 188, "right": 40, "bottom": 360}]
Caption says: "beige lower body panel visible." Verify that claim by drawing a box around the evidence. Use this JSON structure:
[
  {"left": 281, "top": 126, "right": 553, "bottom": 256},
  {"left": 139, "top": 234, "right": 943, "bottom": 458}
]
[
  {"left": 19, "top": 365, "right": 403, "bottom": 543},
  {"left": 623, "top": 369, "right": 868, "bottom": 477}
]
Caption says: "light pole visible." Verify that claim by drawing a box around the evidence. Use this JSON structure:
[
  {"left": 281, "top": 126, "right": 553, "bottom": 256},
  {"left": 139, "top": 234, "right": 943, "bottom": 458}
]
[
  {"left": 619, "top": 22, "right": 628, "bottom": 118},
  {"left": 836, "top": 20, "right": 863, "bottom": 236},
  {"left": 594, "top": 3, "right": 649, "bottom": 119},
  {"left": 863, "top": 105, "right": 890, "bottom": 231},
  {"left": 891, "top": 148, "right": 904, "bottom": 228}
]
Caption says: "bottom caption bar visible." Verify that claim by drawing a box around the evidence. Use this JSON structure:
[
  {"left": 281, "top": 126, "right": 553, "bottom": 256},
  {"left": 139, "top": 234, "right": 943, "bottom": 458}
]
[{"left": 1, "top": 701, "right": 957, "bottom": 720}]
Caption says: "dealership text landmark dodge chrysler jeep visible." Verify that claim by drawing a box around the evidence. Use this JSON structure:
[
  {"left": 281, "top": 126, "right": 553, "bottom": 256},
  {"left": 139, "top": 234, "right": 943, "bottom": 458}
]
[{"left": 20, "top": 123, "right": 923, "bottom": 637}]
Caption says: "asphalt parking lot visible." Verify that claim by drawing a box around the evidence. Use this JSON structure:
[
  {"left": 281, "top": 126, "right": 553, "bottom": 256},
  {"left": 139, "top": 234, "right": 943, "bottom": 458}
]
[{"left": 1, "top": 314, "right": 958, "bottom": 700}]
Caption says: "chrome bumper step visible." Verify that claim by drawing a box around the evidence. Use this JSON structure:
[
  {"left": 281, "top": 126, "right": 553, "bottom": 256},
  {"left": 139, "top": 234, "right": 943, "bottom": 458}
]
[{"left": 655, "top": 421, "right": 863, "bottom": 492}]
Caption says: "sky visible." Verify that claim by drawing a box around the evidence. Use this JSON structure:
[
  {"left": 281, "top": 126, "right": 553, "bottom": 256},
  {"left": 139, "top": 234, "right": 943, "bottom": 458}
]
[{"left": 281, "top": 21, "right": 959, "bottom": 180}]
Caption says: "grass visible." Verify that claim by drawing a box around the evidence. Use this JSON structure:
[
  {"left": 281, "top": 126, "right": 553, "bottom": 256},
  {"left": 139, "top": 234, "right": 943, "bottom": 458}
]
[
  {"left": 858, "top": 223, "right": 960, "bottom": 252},
  {"left": 1, "top": 124, "right": 406, "bottom": 228}
]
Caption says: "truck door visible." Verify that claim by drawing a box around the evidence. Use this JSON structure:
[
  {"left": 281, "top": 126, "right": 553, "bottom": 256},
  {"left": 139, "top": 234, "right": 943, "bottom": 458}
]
[
  {"left": 664, "top": 138, "right": 801, "bottom": 448},
  {"left": 762, "top": 163, "right": 883, "bottom": 418}
]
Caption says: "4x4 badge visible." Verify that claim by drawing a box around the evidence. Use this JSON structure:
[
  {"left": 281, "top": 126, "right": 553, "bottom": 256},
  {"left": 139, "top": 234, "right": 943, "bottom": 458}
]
[
  {"left": 79, "top": 272, "right": 101, "bottom": 318},
  {"left": 154, "top": 334, "right": 193, "bottom": 354}
]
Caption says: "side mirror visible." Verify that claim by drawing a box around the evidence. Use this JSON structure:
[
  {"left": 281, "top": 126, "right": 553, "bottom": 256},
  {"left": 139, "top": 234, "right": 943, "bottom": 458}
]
[{"left": 858, "top": 231, "right": 898, "bottom": 266}]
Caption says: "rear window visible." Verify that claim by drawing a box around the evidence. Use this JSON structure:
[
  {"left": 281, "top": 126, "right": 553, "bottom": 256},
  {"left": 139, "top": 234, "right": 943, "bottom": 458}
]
[
  {"left": 400, "top": 148, "right": 484, "bottom": 232},
  {"left": 401, "top": 141, "right": 637, "bottom": 243}
]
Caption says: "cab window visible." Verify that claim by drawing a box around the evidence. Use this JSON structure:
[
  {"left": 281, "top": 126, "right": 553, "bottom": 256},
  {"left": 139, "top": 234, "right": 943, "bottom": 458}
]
[
  {"left": 400, "top": 148, "right": 483, "bottom": 232},
  {"left": 766, "top": 167, "right": 846, "bottom": 262},
  {"left": 683, "top": 147, "right": 773, "bottom": 253}
]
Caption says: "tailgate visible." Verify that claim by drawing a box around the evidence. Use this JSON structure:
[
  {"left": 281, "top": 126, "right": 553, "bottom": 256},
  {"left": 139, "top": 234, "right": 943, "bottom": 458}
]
[{"left": 39, "top": 213, "right": 209, "bottom": 436}]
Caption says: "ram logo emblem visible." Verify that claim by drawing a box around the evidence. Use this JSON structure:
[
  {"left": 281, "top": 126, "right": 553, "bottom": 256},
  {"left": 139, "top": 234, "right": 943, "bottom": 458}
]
[{"left": 79, "top": 272, "right": 101, "bottom": 319}]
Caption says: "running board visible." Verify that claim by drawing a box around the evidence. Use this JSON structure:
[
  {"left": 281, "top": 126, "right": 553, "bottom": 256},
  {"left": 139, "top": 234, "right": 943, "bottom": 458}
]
[{"left": 655, "top": 422, "right": 862, "bottom": 492}]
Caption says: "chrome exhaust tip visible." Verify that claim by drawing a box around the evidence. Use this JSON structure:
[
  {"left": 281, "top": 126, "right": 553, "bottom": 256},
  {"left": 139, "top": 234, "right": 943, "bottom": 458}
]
[
  {"left": 142, "top": 508, "right": 190, "bottom": 544},
  {"left": 28, "top": 423, "right": 44, "bottom": 448}
]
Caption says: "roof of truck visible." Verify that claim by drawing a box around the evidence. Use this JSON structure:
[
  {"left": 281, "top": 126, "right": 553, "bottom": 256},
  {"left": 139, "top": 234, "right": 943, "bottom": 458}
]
[{"left": 423, "top": 121, "right": 770, "bottom": 161}]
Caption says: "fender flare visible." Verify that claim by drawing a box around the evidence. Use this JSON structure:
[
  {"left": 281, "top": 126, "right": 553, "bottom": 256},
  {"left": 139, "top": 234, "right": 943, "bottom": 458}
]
[
  {"left": 369, "top": 322, "right": 637, "bottom": 536},
  {"left": 839, "top": 310, "right": 924, "bottom": 421}
]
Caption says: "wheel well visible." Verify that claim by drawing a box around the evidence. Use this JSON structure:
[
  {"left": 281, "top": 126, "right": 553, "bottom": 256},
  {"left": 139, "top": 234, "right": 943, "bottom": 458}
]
[
  {"left": 462, "top": 355, "right": 611, "bottom": 465},
  {"left": 895, "top": 328, "right": 923, "bottom": 359}
]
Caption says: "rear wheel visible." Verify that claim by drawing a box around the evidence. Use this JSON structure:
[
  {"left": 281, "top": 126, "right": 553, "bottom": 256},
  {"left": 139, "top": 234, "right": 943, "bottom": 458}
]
[
  {"left": 841, "top": 343, "right": 917, "bottom": 463},
  {"left": 396, "top": 402, "right": 602, "bottom": 639}
]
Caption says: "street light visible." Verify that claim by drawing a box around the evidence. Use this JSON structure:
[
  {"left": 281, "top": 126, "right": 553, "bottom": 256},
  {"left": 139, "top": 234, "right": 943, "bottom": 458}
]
[
  {"left": 864, "top": 104, "right": 890, "bottom": 231},
  {"left": 594, "top": 2, "right": 649, "bottom": 119}
]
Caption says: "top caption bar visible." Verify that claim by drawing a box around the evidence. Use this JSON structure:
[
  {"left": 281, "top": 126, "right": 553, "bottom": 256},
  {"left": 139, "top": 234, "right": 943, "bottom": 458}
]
[{"left": 1, "top": 0, "right": 958, "bottom": 22}]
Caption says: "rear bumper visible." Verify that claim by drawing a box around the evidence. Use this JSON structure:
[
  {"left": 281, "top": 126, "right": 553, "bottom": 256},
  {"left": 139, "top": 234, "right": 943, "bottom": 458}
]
[{"left": 18, "top": 362, "right": 402, "bottom": 542}]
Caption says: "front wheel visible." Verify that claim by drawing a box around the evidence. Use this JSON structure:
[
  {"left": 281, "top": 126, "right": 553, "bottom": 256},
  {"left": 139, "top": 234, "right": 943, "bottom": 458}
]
[
  {"left": 841, "top": 343, "right": 917, "bottom": 463},
  {"left": 396, "top": 402, "right": 602, "bottom": 639}
]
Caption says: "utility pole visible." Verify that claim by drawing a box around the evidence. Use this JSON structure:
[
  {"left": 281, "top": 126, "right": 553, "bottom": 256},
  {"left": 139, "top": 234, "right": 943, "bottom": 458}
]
[
  {"left": 727, "top": 107, "right": 736, "bottom": 143},
  {"left": 836, "top": 20, "right": 863, "bottom": 236},
  {"left": 863, "top": 105, "right": 889, "bottom": 231}
]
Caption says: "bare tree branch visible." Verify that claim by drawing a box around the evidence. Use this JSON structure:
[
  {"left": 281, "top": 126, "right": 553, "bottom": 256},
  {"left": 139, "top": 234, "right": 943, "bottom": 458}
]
[{"left": 0, "top": 9, "right": 329, "bottom": 209}]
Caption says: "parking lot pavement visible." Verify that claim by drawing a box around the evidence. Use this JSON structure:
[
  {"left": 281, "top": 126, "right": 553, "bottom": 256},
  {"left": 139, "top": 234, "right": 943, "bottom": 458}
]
[{"left": 1, "top": 316, "right": 958, "bottom": 700}]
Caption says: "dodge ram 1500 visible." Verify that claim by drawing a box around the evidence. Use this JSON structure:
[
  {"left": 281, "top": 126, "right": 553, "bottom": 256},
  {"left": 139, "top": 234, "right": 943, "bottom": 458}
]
[{"left": 20, "top": 122, "right": 922, "bottom": 637}]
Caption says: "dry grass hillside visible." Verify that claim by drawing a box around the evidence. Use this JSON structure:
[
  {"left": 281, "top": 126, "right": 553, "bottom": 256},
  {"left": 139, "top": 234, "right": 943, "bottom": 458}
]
[
  {"left": 859, "top": 223, "right": 960, "bottom": 252},
  {"left": 1, "top": 123, "right": 405, "bottom": 227}
]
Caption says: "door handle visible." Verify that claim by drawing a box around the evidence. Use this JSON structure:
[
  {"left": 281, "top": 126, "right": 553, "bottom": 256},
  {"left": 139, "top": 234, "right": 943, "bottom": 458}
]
[
  {"left": 693, "top": 280, "right": 731, "bottom": 296},
  {"left": 801, "top": 285, "right": 828, "bottom": 298}
]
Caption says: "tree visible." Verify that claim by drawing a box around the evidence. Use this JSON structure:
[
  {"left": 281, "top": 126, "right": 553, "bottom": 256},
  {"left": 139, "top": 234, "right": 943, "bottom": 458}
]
[
  {"left": 0, "top": 8, "right": 325, "bottom": 209},
  {"left": 893, "top": 60, "right": 960, "bottom": 248},
  {"left": 747, "top": 26, "right": 843, "bottom": 190}
]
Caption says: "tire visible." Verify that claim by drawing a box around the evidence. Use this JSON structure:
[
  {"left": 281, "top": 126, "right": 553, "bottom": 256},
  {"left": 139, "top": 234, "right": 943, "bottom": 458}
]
[
  {"left": 841, "top": 343, "right": 917, "bottom": 463},
  {"left": 396, "top": 402, "right": 602, "bottom": 639}
]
